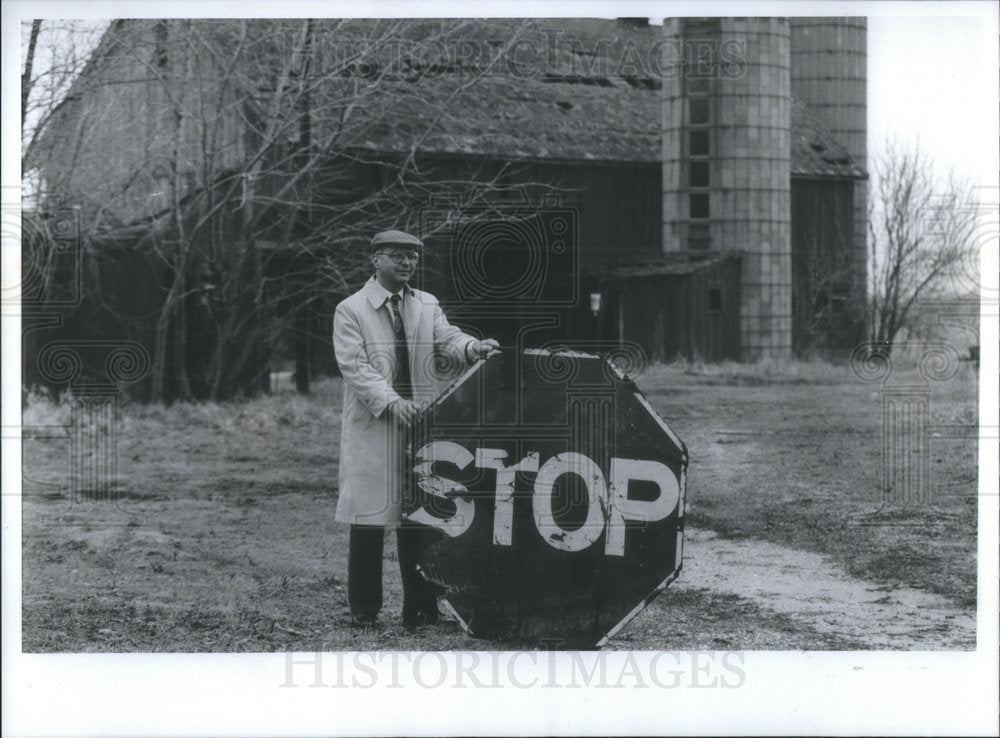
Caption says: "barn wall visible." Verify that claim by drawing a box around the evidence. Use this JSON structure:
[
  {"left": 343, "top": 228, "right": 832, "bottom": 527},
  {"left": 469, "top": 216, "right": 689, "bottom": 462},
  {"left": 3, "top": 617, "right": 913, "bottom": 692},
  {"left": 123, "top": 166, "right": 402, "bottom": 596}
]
[
  {"left": 553, "top": 163, "right": 662, "bottom": 260},
  {"left": 414, "top": 157, "right": 662, "bottom": 348},
  {"left": 586, "top": 257, "right": 741, "bottom": 364},
  {"left": 791, "top": 178, "right": 864, "bottom": 353},
  {"left": 21, "top": 193, "right": 286, "bottom": 402},
  {"left": 677, "top": 257, "right": 742, "bottom": 362},
  {"left": 412, "top": 156, "right": 661, "bottom": 257},
  {"left": 31, "top": 20, "right": 248, "bottom": 227},
  {"left": 661, "top": 259, "right": 741, "bottom": 362}
]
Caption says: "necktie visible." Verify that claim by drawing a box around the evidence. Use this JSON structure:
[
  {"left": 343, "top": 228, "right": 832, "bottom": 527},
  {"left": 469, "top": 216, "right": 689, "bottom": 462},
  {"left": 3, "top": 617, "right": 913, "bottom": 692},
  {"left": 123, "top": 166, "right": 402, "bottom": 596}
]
[{"left": 389, "top": 294, "right": 412, "bottom": 399}]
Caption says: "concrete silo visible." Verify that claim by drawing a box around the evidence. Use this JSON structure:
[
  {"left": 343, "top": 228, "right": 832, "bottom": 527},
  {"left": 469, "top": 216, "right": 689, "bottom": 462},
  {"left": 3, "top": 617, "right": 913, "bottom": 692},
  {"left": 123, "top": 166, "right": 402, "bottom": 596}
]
[
  {"left": 662, "top": 17, "right": 793, "bottom": 359},
  {"left": 789, "top": 18, "right": 868, "bottom": 325}
]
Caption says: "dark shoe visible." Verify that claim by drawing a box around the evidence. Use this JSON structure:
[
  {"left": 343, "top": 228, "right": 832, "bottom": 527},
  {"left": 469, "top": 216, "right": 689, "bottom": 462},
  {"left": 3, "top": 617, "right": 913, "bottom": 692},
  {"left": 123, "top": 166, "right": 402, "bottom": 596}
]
[
  {"left": 352, "top": 612, "right": 378, "bottom": 628},
  {"left": 402, "top": 602, "right": 441, "bottom": 630},
  {"left": 422, "top": 606, "right": 440, "bottom": 626}
]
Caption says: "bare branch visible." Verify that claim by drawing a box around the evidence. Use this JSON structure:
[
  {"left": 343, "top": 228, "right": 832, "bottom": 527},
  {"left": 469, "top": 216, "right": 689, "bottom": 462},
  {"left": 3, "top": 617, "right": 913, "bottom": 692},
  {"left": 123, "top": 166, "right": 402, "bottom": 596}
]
[{"left": 867, "top": 139, "right": 979, "bottom": 352}]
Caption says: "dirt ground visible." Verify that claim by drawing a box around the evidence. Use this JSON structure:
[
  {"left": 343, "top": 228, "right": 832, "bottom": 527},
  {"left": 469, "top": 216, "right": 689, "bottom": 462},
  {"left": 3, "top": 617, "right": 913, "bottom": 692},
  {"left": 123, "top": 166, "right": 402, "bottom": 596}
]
[{"left": 19, "top": 358, "right": 980, "bottom": 652}]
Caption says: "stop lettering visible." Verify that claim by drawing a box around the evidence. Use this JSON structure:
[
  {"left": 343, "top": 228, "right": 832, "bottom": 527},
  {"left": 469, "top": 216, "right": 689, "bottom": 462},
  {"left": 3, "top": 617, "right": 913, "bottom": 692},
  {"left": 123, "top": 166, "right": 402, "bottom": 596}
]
[{"left": 410, "top": 442, "right": 681, "bottom": 556}]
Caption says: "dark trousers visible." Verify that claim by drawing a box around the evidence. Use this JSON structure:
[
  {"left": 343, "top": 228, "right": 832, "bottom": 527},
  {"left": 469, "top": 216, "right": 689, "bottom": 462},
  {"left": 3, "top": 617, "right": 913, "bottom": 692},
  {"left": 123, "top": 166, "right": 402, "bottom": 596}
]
[{"left": 347, "top": 521, "right": 440, "bottom": 617}]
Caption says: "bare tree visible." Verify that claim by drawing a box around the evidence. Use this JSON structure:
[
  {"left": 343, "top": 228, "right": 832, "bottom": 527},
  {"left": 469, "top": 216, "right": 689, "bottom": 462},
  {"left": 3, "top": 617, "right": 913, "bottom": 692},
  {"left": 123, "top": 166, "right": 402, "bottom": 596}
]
[
  {"left": 867, "top": 141, "right": 978, "bottom": 354},
  {"left": 792, "top": 235, "right": 857, "bottom": 354},
  {"left": 23, "top": 18, "right": 550, "bottom": 401},
  {"left": 791, "top": 183, "right": 863, "bottom": 356},
  {"left": 20, "top": 20, "right": 108, "bottom": 203},
  {"left": 20, "top": 20, "right": 42, "bottom": 130}
]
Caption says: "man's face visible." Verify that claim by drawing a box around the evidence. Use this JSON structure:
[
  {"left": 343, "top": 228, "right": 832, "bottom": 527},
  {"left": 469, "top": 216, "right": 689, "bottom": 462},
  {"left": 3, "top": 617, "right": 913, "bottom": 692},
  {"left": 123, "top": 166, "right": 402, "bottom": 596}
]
[{"left": 373, "top": 247, "right": 419, "bottom": 288}]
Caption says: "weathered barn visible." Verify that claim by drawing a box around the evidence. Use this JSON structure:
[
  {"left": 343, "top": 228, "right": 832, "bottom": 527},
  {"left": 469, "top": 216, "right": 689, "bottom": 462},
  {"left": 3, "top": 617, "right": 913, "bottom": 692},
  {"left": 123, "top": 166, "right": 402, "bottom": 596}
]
[
  {"left": 24, "top": 17, "right": 866, "bottom": 398},
  {"left": 584, "top": 252, "right": 743, "bottom": 362}
]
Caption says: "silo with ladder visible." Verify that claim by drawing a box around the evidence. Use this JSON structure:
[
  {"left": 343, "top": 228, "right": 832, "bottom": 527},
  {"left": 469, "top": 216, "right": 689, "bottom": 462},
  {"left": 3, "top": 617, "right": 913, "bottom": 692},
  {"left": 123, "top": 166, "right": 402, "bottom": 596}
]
[{"left": 662, "top": 17, "right": 793, "bottom": 359}]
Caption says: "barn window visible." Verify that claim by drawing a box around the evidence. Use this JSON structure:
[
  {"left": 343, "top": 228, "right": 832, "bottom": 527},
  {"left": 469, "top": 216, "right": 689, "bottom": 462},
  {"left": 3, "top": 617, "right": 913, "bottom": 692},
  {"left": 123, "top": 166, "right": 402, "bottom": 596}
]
[
  {"left": 708, "top": 286, "right": 723, "bottom": 313},
  {"left": 690, "top": 193, "right": 710, "bottom": 219}
]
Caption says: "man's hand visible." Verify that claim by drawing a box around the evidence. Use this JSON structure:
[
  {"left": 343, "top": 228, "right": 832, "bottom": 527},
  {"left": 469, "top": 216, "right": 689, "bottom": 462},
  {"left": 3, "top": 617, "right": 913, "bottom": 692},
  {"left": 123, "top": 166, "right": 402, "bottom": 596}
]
[
  {"left": 387, "top": 398, "right": 420, "bottom": 427},
  {"left": 467, "top": 338, "right": 500, "bottom": 361}
]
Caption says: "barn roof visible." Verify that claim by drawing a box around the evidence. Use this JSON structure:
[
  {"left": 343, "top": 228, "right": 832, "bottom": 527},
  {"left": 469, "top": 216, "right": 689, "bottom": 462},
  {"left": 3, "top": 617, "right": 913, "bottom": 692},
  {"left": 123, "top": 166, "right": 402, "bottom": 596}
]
[
  {"left": 311, "top": 18, "right": 865, "bottom": 177},
  {"left": 586, "top": 250, "right": 741, "bottom": 278},
  {"left": 52, "top": 18, "right": 865, "bottom": 179},
  {"left": 789, "top": 98, "right": 866, "bottom": 178},
  {"left": 309, "top": 18, "right": 664, "bottom": 164}
]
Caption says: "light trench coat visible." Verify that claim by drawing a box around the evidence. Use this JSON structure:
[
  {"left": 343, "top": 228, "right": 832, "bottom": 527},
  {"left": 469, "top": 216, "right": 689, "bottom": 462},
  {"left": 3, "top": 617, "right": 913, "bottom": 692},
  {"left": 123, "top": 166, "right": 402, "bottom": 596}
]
[{"left": 333, "top": 276, "right": 478, "bottom": 526}]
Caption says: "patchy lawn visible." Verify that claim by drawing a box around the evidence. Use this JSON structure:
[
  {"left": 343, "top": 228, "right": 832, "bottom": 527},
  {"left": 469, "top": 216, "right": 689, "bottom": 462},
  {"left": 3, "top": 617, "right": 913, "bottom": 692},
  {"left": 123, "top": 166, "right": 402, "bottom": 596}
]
[{"left": 20, "top": 358, "right": 979, "bottom": 652}]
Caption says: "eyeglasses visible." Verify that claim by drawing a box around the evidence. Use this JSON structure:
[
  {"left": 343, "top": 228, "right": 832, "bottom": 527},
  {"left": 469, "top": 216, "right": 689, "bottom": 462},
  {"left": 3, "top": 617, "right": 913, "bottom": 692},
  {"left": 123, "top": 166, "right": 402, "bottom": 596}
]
[{"left": 376, "top": 250, "right": 420, "bottom": 265}]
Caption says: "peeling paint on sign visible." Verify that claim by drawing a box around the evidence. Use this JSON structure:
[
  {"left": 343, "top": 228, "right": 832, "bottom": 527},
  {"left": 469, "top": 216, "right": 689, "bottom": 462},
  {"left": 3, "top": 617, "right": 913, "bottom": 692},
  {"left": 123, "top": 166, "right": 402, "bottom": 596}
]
[{"left": 404, "top": 349, "right": 687, "bottom": 647}]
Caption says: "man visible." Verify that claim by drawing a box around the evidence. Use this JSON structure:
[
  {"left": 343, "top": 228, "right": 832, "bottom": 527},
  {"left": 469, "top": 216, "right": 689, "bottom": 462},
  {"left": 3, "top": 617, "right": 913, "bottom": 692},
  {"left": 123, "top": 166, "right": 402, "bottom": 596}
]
[{"left": 333, "top": 229, "right": 499, "bottom": 628}]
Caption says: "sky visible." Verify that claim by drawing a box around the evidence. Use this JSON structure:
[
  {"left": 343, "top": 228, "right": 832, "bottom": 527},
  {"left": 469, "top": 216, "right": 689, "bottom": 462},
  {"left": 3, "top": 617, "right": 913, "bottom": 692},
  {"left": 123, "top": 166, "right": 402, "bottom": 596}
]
[{"left": 867, "top": 11, "right": 998, "bottom": 191}]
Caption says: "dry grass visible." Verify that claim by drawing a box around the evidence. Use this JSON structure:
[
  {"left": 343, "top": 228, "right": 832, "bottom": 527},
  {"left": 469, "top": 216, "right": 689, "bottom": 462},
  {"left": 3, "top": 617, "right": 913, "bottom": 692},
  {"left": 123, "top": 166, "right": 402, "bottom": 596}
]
[
  {"left": 635, "top": 360, "right": 980, "bottom": 610},
  {"left": 20, "top": 359, "right": 980, "bottom": 651},
  {"left": 648, "top": 355, "right": 849, "bottom": 381}
]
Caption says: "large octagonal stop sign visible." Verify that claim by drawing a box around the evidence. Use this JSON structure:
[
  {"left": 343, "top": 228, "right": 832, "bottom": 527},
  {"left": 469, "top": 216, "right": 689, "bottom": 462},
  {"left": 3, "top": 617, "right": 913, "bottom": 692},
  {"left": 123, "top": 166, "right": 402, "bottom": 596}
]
[{"left": 404, "top": 349, "right": 687, "bottom": 647}]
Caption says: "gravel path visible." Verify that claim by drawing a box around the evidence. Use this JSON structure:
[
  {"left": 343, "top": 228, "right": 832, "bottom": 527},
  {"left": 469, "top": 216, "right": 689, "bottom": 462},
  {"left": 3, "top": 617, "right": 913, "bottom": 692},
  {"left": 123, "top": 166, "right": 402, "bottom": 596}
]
[{"left": 673, "top": 527, "right": 976, "bottom": 650}]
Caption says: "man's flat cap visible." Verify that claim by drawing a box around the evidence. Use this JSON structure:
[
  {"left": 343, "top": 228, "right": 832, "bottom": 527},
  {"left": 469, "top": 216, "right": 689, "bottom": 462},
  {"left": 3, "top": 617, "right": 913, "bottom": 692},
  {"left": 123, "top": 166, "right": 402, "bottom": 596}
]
[{"left": 371, "top": 230, "right": 423, "bottom": 251}]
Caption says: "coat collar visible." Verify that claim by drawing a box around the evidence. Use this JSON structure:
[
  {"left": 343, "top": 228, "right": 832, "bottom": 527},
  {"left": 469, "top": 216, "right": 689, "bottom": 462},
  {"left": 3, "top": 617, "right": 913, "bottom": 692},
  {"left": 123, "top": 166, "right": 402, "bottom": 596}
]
[
  {"left": 363, "top": 274, "right": 413, "bottom": 309},
  {"left": 363, "top": 275, "right": 420, "bottom": 352}
]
